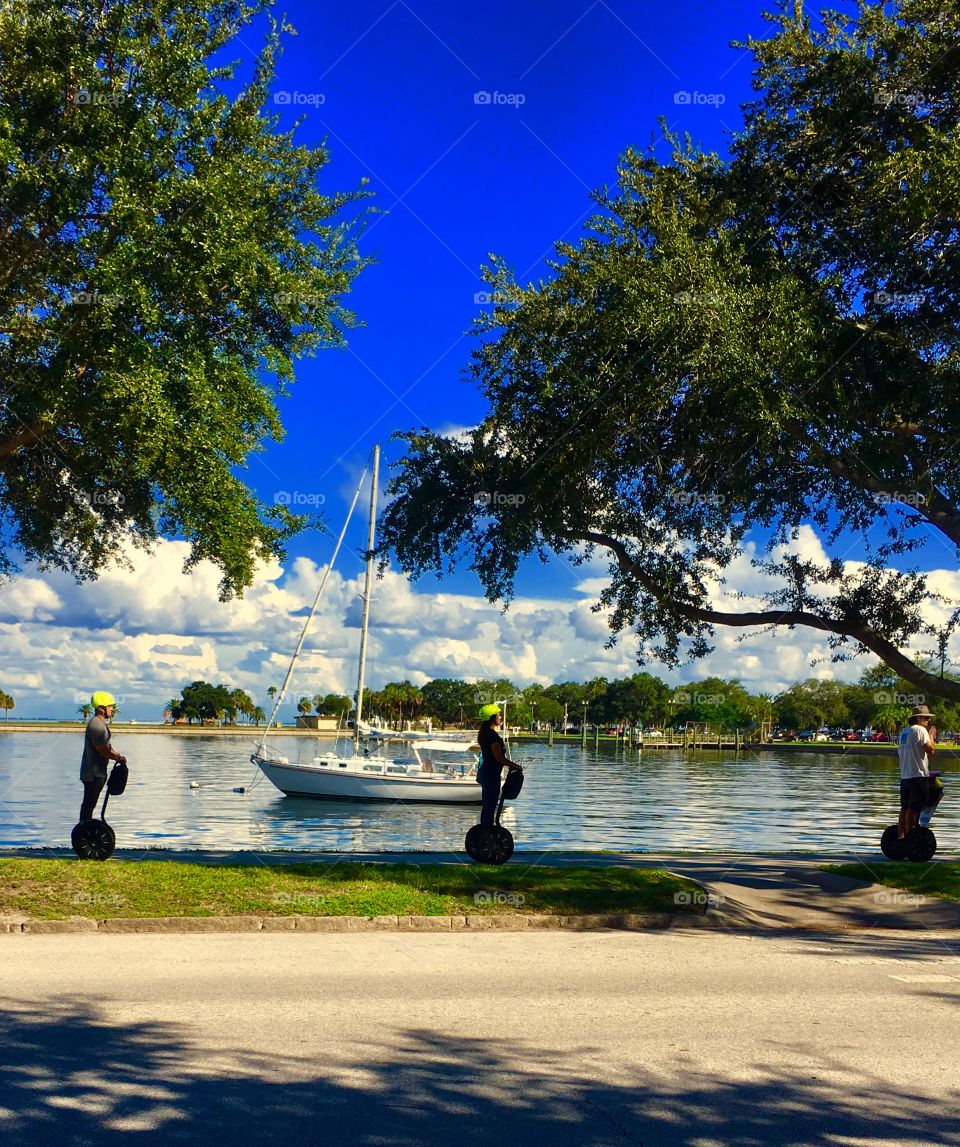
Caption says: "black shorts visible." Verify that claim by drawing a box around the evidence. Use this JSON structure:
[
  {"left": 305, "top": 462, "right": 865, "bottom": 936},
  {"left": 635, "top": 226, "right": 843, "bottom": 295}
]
[{"left": 900, "top": 777, "right": 930, "bottom": 810}]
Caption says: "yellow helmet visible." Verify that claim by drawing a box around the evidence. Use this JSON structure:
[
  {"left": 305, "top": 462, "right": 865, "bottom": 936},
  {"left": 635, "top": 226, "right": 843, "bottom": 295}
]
[
  {"left": 478, "top": 704, "right": 501, "bottom": 720},
  {"left": 91, "top": 691, "right": 116, "bottom": 710}
]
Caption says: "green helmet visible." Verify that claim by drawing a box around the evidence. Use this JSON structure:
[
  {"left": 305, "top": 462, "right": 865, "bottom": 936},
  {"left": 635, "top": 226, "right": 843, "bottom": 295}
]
[
  {"left": 91, "top": 691, "right": 116, "bottom": 710},
  {"left": 478, "top": 703, "right": 501, "bottom": 720}
]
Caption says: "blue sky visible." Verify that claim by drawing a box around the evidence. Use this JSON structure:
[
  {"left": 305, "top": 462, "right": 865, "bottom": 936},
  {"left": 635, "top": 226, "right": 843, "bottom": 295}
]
[{"left": 247, "top": 0, "right": 769, "bottom": 592}]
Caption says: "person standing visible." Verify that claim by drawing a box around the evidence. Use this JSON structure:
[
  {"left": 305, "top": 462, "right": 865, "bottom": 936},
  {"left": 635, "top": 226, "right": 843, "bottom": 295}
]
[
  {"left": 897, "top": 704, "right": 935, "bottom": 840},
  {"left": 476, "top": 704, "right": 522, "bottom": 829},
  {"left": 79, "top": 691, "right": 126, "bottom": 822}
]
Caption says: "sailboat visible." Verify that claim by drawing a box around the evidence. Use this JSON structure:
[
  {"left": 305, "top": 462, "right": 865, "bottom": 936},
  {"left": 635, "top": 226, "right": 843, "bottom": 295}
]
[{"left": 251, "top": 445, "right": 483, "bottom": 804}]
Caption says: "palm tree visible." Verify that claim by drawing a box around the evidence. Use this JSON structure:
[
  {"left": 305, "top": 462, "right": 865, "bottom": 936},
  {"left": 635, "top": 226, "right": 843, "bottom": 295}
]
[
  {"left": 873, "top": 704, "right": 910, "bottom": 737},
  {"left": 267, "top": 686, "right": 277, "bottom": 703},
  {"left": 297, "top": 696, "right": 312, "bottom": 716},
  {"left": 313, "top": 693, "right": 325, "bottom": 715},
  {"left": 0, "top": 691, "right": 14, "bottom": 720},
  {"left": 78, "top": 703, "right": 92, "bottom": 721},
  {"left": 251, "top": 705, "right": 266, "bottom": 726}
]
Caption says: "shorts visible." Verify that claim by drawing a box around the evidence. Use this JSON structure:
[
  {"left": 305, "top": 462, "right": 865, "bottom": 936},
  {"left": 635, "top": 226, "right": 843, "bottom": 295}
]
[{"left": 900, "top": 777, "right": 930, "bottom": 810}]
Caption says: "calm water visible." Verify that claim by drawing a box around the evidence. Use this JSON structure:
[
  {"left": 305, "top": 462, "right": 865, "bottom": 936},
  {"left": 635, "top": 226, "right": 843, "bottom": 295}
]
[{"left": 0, "top": 732, "right": 954, "bottom": 853}]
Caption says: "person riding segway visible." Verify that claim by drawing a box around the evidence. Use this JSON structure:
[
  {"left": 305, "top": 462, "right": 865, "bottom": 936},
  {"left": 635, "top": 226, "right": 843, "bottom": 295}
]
[
  {"left": 880, "top": 704, "right": 938, "bottom": 862},
  {"left": 72, "top": 691, "right": 128, "bottom": 860},
  {"left": 465, "top": 704, "right": 523, "bottom": 864}
]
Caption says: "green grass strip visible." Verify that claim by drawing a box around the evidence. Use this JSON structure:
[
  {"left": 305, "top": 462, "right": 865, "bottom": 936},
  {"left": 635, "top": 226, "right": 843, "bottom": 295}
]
[
  {"left": 823, "top": 861, "right": 960, "bottom": 904},
  {"left": 0, "top": 858, "right": 704, "bottom": 920}
]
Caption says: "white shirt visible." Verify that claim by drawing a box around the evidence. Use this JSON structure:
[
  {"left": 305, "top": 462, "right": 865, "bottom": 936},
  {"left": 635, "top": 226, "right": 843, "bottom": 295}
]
[{"left": 897, "top": 724, "right": 931, "bottom": 779}]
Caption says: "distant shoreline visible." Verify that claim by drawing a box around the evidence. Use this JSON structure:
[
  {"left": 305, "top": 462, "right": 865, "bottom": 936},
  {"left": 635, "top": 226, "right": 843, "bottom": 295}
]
[
  {"left": 0, "top": 723, "right": 953, "bottom": 755},
  {"left": 0, "top": 723, "right": 336, "bottom": 737}
]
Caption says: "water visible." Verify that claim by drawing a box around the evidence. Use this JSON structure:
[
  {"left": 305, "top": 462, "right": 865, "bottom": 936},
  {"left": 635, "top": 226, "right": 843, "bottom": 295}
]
[{"left": 0, "top": 732, "right": 954, "bottom": 853}]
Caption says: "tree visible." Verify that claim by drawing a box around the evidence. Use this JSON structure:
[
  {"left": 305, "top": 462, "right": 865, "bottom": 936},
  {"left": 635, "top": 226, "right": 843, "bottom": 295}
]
[
  {"left": 419, "top": 678, "right": 475, "bottom": 726},
  {"left": 315, "top": 692, "right": 350, "bottom": 717},
  {"left": 599, "top": 673, "right": 671, "bottom": 727},
  {"left": 0, "top": 691, "right": 14, "bottom": 720},
  {"left": 0, "top": 1, "right": 367, "bottom": 597},
  {"left": 873, "top": 704, "right": 910, "bottom": 736},
  {"left": 78, "top": 703, "right": 92, "bottom": 721},
  {"left": 376, "top": 681, "right": 424, "bottom": 727},
  {"left": 296, "top": 697, "right": 312, "bottom": 716},
  {"left": 380, "top": 1, "right": 960, "bottom": 700},
  {"left": 179, "top": 680, "right": 232, "bottom": 723},
  {"left": 251, "top": 705, "right": 266, "bottom": 726}
]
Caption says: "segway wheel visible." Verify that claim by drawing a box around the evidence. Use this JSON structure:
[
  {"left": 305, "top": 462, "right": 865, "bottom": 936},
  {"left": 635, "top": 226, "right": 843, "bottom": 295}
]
[
  {"left": 880, "top": 825, "right": 906, "bottom": 861},
  {"left": 486, "top": 826, "right": 514, "bottom": 866},
  {"left": 465, "top": 824, "right": 515, "bottom": 865},
  {"left": 465, "top": 824, "right": 495, "bottom": 862},
  {"left": 904, "top": 826, "right": 936, "bottom": 863},
  {"left": 71, "top": 819, "right": 116, "bottom": 861}
]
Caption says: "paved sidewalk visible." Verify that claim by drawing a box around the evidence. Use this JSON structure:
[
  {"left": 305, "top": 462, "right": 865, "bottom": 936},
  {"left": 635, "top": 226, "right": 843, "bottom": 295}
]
[{"left": 3, "top": 847, "right": 958, "bottom": 934}]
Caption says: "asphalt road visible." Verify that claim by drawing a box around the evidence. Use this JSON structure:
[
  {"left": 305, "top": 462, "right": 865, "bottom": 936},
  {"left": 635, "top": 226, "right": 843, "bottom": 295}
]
[{"left": 2, "top": 929, "right": 959, "bottom": 1146}]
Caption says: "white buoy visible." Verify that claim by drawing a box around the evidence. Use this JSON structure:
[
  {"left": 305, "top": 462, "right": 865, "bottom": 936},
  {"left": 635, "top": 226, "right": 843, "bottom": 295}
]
[{"left": 189, "top": 781, "right": 201, "bottom": 789}]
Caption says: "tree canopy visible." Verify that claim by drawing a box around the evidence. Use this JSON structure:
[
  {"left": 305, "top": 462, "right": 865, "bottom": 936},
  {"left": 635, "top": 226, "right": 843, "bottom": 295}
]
[
  {"left": 380, "top": 0, "right": 960, "bottom": 698},
  {"left": 0, "top": 0, "right": 367, "bottom": 597}
]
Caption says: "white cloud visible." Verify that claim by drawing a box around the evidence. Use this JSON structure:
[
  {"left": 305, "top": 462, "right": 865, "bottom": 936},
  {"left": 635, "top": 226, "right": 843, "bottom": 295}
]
[{"left": 1, "top": 526, "right": 957, "bottom": 719}]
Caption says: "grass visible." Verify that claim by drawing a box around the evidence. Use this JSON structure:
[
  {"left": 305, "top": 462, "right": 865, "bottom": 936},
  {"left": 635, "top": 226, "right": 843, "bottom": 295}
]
[
  {"left": 823, "top": 861, "right": 960, "bottom": 904},
  {"left": 0, "top": 858, "right": 704, "bottom": 920}
]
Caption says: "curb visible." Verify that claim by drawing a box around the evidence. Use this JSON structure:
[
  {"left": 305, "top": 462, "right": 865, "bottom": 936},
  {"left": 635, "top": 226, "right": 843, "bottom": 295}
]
[{"left": 8, "top": 912, "right": 687, "bottom": 935}]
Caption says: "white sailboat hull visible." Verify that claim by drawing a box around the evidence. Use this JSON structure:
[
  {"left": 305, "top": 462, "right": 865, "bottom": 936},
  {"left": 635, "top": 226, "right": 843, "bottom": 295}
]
[{"left": 255, "top": 756, "right": 483, "bottom": 804}]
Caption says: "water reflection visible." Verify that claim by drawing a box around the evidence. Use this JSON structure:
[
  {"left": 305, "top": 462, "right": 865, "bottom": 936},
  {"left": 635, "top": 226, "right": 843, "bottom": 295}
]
[{"left": 0, "top": 732, "right": 953, "bottom": 853}]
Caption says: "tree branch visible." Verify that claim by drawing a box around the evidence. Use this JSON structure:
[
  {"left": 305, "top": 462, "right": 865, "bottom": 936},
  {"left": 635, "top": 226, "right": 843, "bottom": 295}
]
[
  {"left": 569, "top": 528, "right": 960, "bottom": 702},
  {"left": 0, "top": 419, "right": 50, "bottom": 459}
]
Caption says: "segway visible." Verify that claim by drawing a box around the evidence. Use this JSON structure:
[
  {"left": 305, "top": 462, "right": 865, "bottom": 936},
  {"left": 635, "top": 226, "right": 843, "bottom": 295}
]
[
  {"left": 465, "top": 767, "right": 524, "bottom": 865},
  {"left": 71, "top": 762, "right": 128, "bottom": 860},
  {"left": 880, "top": 772, "right": 944, "bottom": 863}
]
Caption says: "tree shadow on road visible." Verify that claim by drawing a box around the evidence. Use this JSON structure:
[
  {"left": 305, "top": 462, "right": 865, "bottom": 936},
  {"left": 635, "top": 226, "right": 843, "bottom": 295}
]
[{"left": 1, "top": 997, "right": 957, "bottom": 1146}]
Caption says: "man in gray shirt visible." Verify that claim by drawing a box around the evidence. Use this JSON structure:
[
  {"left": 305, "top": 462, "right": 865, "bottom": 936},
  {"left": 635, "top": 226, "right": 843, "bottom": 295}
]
[{"left": 80, "top": 691, "right": 127, "bottom": 821}]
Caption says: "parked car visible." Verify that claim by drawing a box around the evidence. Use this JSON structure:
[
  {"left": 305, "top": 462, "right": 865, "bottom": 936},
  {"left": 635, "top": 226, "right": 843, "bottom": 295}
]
[
  {"left": 870, "top": 731, "right": 891, "bottom": 742},
  {"left": 796, "top": 730, "right": 815, "bottom": 741}
]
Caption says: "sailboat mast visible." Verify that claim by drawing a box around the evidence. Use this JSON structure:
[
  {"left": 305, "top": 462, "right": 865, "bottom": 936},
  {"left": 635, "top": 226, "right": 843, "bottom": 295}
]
[{"left": 353, "top": 444, "right": 380, "bottom": 748}]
